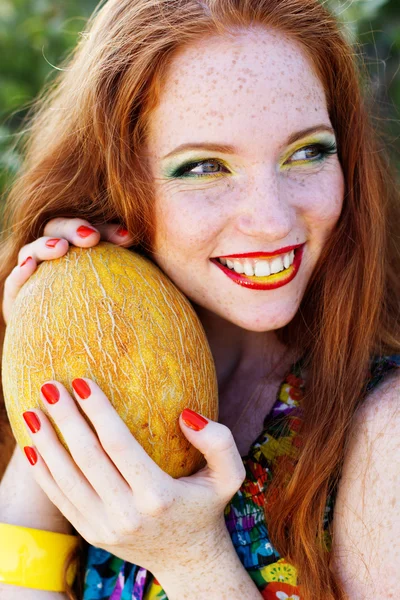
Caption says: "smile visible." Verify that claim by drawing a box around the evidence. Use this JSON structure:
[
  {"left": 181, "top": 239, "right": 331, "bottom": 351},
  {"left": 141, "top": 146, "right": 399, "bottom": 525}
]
[{"left": 210, "top": 243, "right": 305, "bottom": 290}]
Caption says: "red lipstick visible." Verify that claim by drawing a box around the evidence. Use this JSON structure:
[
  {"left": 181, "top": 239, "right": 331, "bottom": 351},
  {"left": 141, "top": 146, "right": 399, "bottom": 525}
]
[
  {"left": 211, "top": 244, "right": 304, "bottom": 290},
  {"left": 219, "top": 243, "right": 303, "bottom": 259}
]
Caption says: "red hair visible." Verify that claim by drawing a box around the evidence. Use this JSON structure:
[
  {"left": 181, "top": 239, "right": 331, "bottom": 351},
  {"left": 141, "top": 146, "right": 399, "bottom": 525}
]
[{"left": 0, "top": 1, "right": 399, "bottom": 598}]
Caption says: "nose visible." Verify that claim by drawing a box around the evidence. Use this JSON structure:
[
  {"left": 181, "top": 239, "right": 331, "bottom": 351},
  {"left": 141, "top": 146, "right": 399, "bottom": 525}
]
[{"left": 234, "top": 165, "right": 293, "bottom": 241}]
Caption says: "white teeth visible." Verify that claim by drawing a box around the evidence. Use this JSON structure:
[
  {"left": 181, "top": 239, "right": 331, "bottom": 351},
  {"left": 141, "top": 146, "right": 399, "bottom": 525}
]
[
  {"left": 244, "top": 260, "right": 255, "bottom": 276},
  {"left": 217, "top": 249, "right": 297, "bottom": 276},
  {"left": 270, "top": 256, "right": 284, "bottom": 274},
  {"left": 254, "top": 260, "right": 271, "bottom": 277},
  {"left": 233, "top": 260, "right": 245, "bottom": 274},
  {"left": 283, "top": 253, "right": 290, "bottom": 269}
]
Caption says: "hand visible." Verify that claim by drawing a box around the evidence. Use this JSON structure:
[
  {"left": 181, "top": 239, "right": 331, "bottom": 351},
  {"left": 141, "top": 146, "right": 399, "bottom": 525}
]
[
  {"left": 2, "top": 218, "right": 133, "bottom": 325},
  {"left": 21, "top": 378, "right": 246, "bottom": 578}
]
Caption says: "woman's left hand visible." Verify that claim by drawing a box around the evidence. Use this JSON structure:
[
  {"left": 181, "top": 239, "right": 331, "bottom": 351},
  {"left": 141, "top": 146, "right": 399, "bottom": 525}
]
[{"left": 21, "top": 378, "right": 246, "bottom": 577}]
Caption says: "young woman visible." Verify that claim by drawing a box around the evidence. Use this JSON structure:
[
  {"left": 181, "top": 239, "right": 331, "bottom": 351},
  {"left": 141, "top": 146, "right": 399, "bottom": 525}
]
[{"left": 0, "top": 1, "right": 399, "bottom": 599}]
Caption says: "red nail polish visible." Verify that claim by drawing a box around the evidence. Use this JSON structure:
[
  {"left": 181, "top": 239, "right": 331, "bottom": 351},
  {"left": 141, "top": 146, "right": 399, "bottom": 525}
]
[
  {"left": 23, "top": 411, "right": 41, "bottom": 433},
  {"left": 45, "top": 238, "right": 60, "bottom": 248},
  {"left": 76, "top": 225, "right": 97, "bottom": 238},
  {"left": 24, "top": 446, "right": 38, "bottom": 465},
  {"left": 41, "top": 383, "right": 60, "bottom": 404},
  {"left": 72, "top": 378, "right": 91, "bottom": 399},
  {"left": 116, "top": 227, "right": 129, "bottom": 237},
  {"left": 181, "top": 408, "right": 208, "bottom": 431},
  {"left": 19, "top": 256, "right": 33, "bottom": 268}
]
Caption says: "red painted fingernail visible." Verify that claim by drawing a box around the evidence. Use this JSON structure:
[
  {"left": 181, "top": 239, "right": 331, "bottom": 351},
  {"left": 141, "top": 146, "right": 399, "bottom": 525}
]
[
  {"left": 76, "top": 225, "right": 97, "bottom": 238},
  {"left": 116, "top": 227, "right": 129, "bottom": 237},
  {"left": 181, "top": 408, "right": 208, "bottom": 431},
  {"left": 23, "top": 411, "right": 41, "bottom": 433},
  {"left": 45, "top": 238, "right": 60, "bottom": 248},
  {"left": 19, "top": 256, "right": 33, "bottom": 268},
  {"left": 24, "top": 446, "right": 38, "bottom": 465},
  {"left": 41, "top": 383, "right": 60, "bottom": 404},
  {"left": 72, "top": 378, "right": 91, "bottom": 399}
]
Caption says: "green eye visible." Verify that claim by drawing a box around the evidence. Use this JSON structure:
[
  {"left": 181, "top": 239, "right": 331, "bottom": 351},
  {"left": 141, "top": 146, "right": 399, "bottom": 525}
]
[
  {"left": 170, "top": 159, "right": 229, "bottom": 178},
  {"left": 285, "top": 141, "right": 337, "bottom": 165}
]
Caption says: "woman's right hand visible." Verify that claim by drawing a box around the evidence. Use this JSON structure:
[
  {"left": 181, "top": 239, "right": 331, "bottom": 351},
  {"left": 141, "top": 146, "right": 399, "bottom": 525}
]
[{"left": 2, "top": 218, "right": 133, "bottom": 325}]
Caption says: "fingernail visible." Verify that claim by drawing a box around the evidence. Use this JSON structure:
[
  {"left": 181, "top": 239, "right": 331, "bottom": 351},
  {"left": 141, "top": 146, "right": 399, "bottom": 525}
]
[
  {"left": 72, "top": 378, "right": 91, "bottom": 399},
  {"left": 41, "top": 383, "right": 60, "bottom": 404},
  {"left": 45, "top": 238, "right": 60, "bottom": 248},
  {"left": 23, "top": 411, "right": 41, "bottom": 433},
  {"left": 181, "top": 408, "right": 208, "bottom": 431},
  {"left": 76, "top": 225, "right": 97, "bottom": 238},
  {"left": 19, "top": 256, "right": 33, "bottom": 268},
  {"left": 116, "top": 227, "right": 129, "bottom": 237},
  {"left": 24, "top": 446, "right": 38, "bottom": 465}
]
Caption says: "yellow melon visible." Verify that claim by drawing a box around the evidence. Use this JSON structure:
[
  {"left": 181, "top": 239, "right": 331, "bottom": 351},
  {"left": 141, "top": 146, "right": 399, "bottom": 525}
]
[{"left": 1, "top": 242, "right": 218, "bottom": 477}]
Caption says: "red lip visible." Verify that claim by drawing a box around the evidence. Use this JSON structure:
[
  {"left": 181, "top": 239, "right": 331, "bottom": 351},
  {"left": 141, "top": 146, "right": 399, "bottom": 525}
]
[
  {"left": 218, "top": 243, "right": 303, "bottom": 260},
  {"left": 210, "top": 244, "right": 304, "bottom": 291}
]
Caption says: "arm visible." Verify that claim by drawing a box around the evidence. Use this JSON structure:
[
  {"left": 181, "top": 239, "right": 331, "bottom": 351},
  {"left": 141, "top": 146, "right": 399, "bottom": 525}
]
[
  {"left": 0, "top": 446, "right": 71, "bottom": 599},
  {"left": 157, "top": 525, "right": 263, "bottom": 600},
  {"left": 0, "top": 445, "right": 72, "bottom": 533},
  {"left": 331, "top": 371, "right": 400, "bottom": 599}
]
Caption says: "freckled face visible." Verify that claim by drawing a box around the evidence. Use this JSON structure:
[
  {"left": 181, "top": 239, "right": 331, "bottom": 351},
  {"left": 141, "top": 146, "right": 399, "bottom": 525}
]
[{"left": 145, "top": 27, "right": 345, "bottom": 332}]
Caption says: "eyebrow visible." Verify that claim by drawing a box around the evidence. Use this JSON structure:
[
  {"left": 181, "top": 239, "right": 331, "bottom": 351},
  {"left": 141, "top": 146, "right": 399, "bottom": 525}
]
[{"left": 162, "top": 125, "right": 336, "bottom": 160}]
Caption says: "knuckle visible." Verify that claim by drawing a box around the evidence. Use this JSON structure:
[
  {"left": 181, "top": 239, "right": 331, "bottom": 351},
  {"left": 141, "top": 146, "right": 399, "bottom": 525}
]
[
  {"left": 17, "top": 244, "right": 33, "bottom": 264},
  {"left": 43, "top": 217, "right": 69, "bottom": 234},
  {"left": 56, "top": 473, "right": 78, "bottom": 496},
  {"left": 100, "top": 430, "right": 129, "bottom": 455},
  {"left": 78, "top": 444, "right": 102, "bottom": 471},
  {"left": 141, "top": 492, "right": 173, "bottom": 517},
  {"left": 210, "top": 425, "right": 235, "bottom": 453}
]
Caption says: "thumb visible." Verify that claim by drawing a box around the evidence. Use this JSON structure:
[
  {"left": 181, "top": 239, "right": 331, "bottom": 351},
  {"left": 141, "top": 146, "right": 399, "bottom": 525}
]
[{"left": 179, "top": 408, "right": 246, "bottom": 494}]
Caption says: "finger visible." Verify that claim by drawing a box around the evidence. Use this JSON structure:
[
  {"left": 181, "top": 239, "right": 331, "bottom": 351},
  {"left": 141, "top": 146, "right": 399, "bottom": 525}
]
[
  {"left": 43, "top": 217, "right": 134, "bottom": 248},
  {"left": 2, "top": 259, "right": 37, "bottom": 325},
  {"left": 17, "top": 236, "right": 70, "bottom": 266},
  {"left": 21, "top": 444, "right": 94, "bottom": 542},
  {"left": 35, "top": 383, "right": 132, "bottom": 505},
  {"left": 179, "top": 410, "right": 246, "bottom": 499},
  {"left": 70, "top": 378, "right": 168, "bottom": 489},
  {"left": 43, "top": 217, "right": 101, "bottom": 247},
  {"left": 21, "top": 408, "right": 101, "bottom": 515},
  {"left": 92, "top": 223, "right": 135, "bottom": 247}
]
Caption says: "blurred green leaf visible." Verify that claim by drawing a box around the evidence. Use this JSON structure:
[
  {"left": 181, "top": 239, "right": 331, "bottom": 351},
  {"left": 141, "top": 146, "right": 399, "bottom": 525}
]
[{"left": 0, "top": 0, "right": 399, "bottom": 200}]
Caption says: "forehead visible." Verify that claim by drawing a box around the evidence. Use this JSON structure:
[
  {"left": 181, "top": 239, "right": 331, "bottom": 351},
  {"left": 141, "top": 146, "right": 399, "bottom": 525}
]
[{"left": 147, "top": 27, "right": 329, "bottom": 156}]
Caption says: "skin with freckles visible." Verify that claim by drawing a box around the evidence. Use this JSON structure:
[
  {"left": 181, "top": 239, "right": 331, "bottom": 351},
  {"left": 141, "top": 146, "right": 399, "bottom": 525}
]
[{"left": 145, "top": 27, "right": 344, "bottom": 447}]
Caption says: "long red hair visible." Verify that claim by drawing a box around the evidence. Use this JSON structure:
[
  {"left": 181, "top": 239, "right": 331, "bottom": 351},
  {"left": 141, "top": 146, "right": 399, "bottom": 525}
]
[{"left": 0, "top": 1, "right": 399, "bottom": 599}]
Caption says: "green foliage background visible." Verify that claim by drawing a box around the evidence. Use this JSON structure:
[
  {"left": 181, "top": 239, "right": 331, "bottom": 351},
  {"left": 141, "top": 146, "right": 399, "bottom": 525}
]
[{"left": 0, "top": 0, "right": 399, "bottom": 196}]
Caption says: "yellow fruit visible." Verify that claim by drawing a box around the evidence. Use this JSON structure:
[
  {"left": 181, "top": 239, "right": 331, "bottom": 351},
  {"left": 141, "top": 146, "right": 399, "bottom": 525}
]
[{"left": 2, "top": 242, "right": 218, "bottom": 477}]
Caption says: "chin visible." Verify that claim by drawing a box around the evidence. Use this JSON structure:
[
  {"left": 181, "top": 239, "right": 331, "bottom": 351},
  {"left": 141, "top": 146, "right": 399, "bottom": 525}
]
[{"left": 213, "top": 301, "right": 301, "bottom": 332}]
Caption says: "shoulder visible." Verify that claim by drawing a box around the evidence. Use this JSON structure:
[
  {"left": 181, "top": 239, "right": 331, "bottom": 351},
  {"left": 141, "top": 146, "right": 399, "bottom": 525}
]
[{"left": 331, "top": 369, "right": 400, "bottom": 598}]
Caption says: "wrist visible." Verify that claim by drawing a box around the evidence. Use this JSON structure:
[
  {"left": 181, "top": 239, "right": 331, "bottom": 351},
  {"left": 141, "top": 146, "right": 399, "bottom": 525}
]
[
  {"left": 155, "top": 524, "right": 262, "bottom": 599},
  {"left": 0, "top": 446, "right": 72, "bottom": 534}
]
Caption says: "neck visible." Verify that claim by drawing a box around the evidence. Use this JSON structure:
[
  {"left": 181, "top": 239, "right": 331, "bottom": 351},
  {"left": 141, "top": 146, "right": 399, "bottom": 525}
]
[{"left": 192, "top": 303, "right": 296, "bottom": 393}]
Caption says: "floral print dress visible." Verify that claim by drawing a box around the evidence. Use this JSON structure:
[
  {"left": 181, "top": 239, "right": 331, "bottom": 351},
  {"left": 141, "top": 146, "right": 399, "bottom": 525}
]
[{"left": 83, "top": 354, "right": 400, "bottom": 600}]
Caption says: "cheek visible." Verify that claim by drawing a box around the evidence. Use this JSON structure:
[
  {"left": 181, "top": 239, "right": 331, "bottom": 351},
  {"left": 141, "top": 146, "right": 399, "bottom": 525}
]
[
  {"left": 152, "top": 193, "right": 221, "bottom": 259},
  {"left": 288, "top": 167, "right": 345, "bottom": 235}
]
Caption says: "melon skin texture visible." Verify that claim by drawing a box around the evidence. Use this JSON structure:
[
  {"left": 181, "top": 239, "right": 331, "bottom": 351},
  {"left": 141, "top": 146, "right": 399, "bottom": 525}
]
[{"left": 2, "top": 242, "right": 218, "bottom": 478}]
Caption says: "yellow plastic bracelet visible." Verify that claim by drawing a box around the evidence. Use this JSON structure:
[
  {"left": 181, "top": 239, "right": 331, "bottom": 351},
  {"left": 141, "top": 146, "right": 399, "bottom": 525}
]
[{"left": 0, "top": 523, "right": 79, "bottom": 591}]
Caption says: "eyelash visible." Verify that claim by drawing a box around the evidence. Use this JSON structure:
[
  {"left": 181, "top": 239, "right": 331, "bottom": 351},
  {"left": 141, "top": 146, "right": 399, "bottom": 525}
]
[{"left": 172, "top": 141, "right": 338, "bottom": 178}]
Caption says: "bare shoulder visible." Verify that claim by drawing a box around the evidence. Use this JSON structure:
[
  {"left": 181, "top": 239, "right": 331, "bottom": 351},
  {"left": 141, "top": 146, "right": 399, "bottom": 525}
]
[{"left": 332, "top": 370, "right": 400, "bottom": 599}]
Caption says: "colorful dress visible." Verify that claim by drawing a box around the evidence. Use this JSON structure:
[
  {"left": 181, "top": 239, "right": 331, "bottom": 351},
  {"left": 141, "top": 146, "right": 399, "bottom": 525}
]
[{"left": 83, "top": 354, "right": 400, "bottom": 600}]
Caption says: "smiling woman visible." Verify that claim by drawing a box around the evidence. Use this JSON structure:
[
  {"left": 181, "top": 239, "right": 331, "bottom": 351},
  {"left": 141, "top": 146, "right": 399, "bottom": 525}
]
[{"left": 0, "top": 1, "right": 399, "bottom": 600}]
